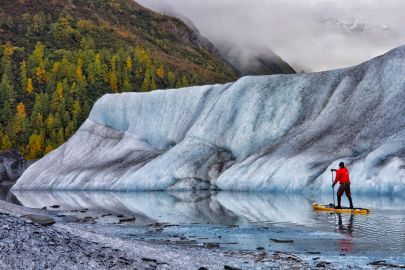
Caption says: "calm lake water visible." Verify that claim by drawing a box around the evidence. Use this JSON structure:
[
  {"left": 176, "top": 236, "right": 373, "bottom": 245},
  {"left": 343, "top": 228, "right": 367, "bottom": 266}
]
[{"left": 2, "top": 187, "right": 405, "bottom": 263}]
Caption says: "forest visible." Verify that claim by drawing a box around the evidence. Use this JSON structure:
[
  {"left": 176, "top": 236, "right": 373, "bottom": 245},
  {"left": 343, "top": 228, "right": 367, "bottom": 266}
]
[{"left": 0, "top": 40, "right": 194, "bottom": 159}]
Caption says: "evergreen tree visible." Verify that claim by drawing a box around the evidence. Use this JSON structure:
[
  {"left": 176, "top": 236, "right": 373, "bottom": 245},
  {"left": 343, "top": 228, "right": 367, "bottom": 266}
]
[
  {"left": 0, "top": 74, "right": 15, "bottom": 126},
  {"left": 1, "top": 135, "right": 12, "bottom": 151},
  {"left": 12, "top": 102, "right": 28, "bottom": 147},
  {"left": 20, "top": 61, "right": 28, "bottom": 93},
  {"left": 141, "top": 68, "right": 151, "bottom": 92}
]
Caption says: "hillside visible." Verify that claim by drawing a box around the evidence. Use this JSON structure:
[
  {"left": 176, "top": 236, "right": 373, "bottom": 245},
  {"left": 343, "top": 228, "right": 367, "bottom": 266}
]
[
  {"left": 0, "top": 0, "right": 236, "bottom": 82},
  {"left": 0, "top": 0, "right": 237, "bottom": 158}
]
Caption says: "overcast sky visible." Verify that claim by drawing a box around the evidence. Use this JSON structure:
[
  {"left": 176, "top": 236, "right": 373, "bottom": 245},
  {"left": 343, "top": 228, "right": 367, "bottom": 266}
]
[{"left": 137, "top": 0, "right": 405, "bottom": 72}]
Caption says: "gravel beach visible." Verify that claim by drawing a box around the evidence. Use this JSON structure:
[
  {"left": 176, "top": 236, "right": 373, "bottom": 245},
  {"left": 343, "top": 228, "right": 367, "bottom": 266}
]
[
  {"left": 4, "top": 197, "right": 405, "bottom": 270},
  {"left": 0, "top": 199, "right": 331, "bottom": 270}
]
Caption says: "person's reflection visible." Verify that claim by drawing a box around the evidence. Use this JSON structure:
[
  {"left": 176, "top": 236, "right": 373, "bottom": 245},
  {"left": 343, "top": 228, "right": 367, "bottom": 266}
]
[{"left": 337, "top": 213, "right": 354, "bottom": 253}]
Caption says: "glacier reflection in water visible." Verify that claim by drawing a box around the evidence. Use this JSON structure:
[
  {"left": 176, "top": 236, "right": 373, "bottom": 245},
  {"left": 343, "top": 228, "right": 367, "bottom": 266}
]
[{"left": 12, "top": 191, "right": 405, "bottom": 258}]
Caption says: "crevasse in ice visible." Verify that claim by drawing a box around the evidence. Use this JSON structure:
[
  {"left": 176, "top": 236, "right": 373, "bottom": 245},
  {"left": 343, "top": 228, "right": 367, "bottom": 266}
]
[{"left": 12, "top": 46, "right": 405, "bottom": 194}]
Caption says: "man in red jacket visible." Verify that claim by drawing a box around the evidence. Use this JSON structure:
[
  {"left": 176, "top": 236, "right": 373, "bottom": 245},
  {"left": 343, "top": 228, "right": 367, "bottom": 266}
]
[{"left": 332, "top": 162, "right": 353, "bottom": 209}]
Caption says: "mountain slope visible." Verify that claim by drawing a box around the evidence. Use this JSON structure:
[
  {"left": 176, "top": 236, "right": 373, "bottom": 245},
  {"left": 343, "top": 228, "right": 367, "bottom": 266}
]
[
  {"left": 216, "top": 42, "right": 296, "bottom": 76},
  {"left": 0, "top": 0, "right": 237, "bottom": 83},
  {"left": 146, "top": 7, "right": 296, "bottom": 76},
  {"left": 13, "top": 46, "right": 405, "bottom": 194}
]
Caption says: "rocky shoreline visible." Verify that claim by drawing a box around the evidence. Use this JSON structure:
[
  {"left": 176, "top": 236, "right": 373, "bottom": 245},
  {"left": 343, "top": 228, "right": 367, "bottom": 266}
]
[
  {"left": 3, "top": 198, "right": 405, "bottom": 270},
  {"left": 0, "top": 199, "right": 336, "bottom": 270},
  {"left": 0, "top": 213, "right": 137, "bottom": 269}
]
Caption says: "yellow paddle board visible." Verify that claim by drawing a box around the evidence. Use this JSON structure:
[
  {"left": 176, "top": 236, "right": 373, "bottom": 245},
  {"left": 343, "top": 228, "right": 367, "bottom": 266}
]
[{"left": 312, "top": 203, "right": 370, "bottom": 214}]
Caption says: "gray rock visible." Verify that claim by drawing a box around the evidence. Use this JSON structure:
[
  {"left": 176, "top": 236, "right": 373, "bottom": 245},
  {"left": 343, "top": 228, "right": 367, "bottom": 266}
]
[
  {"left": 0, "top": 150, "right": 28, "bottom": 182},
  {"left": 22, "top": 214, "right": 55, "bottom": 226},
  {"left": 315, "top": 261, "right": 331, "bottom": 268},
  {"left": 224, "top": 265, "right": 241, "bottom": 270},
  {"left": 270, "top": 238, "right": 294, "bottom": 243},
  {"left": 141, "top": 257, "right": 157, "bottom": 263},
  {"left": 204, "top": 243, "right": 220, "bottom": 248},
  {"left": 118, "top": 217, "right": 135, "bottom": 224}
]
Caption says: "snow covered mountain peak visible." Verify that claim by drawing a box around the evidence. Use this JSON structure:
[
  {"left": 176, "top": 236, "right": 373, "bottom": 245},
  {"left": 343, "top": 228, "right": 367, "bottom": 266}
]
[{"left": 319, "top": 16, "right": 393, "bottom": 35}]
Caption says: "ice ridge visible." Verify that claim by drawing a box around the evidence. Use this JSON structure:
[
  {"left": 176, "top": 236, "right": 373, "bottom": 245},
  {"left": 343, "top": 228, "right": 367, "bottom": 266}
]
[{"left": 12, "top": 45, "right": 405, "bottom": 194}]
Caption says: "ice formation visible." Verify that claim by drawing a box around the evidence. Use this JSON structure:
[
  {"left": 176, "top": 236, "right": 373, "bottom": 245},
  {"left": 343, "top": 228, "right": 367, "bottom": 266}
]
[{"left": 13, "top": 46, "right": 405, "bottom": 194}]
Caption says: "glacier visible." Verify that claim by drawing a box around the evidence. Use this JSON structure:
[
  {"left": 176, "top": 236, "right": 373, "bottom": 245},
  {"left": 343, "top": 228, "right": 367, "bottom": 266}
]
[{"left": 12, "top": 45, "right": 405, "bottom": 194}]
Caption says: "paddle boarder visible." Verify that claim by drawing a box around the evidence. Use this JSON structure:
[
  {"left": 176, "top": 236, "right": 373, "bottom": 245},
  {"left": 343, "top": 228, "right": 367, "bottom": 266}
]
[{"left": 332, "top": 162, "right": 353, "bottom": 209}]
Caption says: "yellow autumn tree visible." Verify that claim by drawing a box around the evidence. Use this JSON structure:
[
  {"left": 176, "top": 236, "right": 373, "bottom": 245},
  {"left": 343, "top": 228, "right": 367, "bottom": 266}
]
[
  {"left": 135, "top": 47, "right": 151, "bottom": 66},
  {"left": 126, "top": 56, "right": 133, "bottom": 70},
  {"left": 16, "top": 102, "right": 27, "bottom": 118},
  {"left": 35, "top": 65, "right": 48, "bottom": 83},
  {"left": 26, "top": 133, "right": 44, "bottom": 160},
  {"left": 1, "top": 42, "right": 14, "bottom": 77},
  {"left": 26, "top": 78, "right": 34, "bottom": 93},
  {"left": 44, "top": 144, "right": 54, "bottom": 155},
  {"left": 13, "top": 102, "right": 28, "bottom": 136},
  {"left": 2, "top": 42, "right": 14, "bottom": 58},
  {"left": 95, "top": 53, "right": 103, "bottom": 75},
  {"left": 156, "top": 64, "right": 165, "bottom": 79},
  {"left": 109, "top": 70, "right": 118, "bottom": 92},
  {"left": 32, "top": 42, "right": 48, "bottom": 83},
  {"left": 32, "top": 42, "right": 44, "bottom": 64},
  {"left": 46, "top": 114, "right": 56, "bottom": 130},
  {"left": 51, "top": 61, "right": 61, "bottom": 75},
  {"left": 109, "top": 56, "right": 118, "bottom": 92},
  {"left": 76, "top": 58, "right": 85, "bottom": 85},
  {"left": 51, "top": 81, "right": 64, "bottom": 110}
]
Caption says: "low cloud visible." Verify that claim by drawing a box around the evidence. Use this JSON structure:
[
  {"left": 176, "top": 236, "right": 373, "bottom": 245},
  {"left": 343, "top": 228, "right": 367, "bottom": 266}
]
[{"left": 137, "top": 0, "right": 405, "bottom": 71}]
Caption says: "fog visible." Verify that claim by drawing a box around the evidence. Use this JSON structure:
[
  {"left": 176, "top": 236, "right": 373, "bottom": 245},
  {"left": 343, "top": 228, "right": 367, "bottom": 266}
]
[{"left": 137, "top": 0, "right": 405, "bottom": 72}]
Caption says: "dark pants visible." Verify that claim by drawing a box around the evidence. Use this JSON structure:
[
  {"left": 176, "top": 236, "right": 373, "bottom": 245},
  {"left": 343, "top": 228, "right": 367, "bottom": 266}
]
[
  {"left": 337, "top": 183, "right": 351, "bottom": 197},
  {"left": 336, "top": 183, "right": 353, "bottom": 208}
]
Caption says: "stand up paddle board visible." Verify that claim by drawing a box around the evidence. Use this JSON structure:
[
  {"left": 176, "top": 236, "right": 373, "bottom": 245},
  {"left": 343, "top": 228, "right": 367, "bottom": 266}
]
[{"left": 312, "top": 203, "right": 370, "bottom": 214}]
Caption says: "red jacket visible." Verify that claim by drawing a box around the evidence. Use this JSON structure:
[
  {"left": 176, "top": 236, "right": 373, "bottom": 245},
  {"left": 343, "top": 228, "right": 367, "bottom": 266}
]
[{"left": 333, "top": 167, "right": 350, "bottom": 185}]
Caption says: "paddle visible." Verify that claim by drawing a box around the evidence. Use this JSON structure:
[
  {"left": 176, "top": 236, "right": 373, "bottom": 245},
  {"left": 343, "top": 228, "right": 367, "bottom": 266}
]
[{"left": 330, "top": 169, "right": 336, "bottom": 207}]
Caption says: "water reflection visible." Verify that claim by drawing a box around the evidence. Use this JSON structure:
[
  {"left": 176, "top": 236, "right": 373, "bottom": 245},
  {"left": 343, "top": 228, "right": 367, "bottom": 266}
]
[
  {"left": 9, "top": 190, "right": 405, "bottom": 256},
  {"left": 11, "top": 191, "right": 405, "bottom": 223},
  {"left": 12, "top": 191, "right": 326, "bottom": 226},
  {"left": 337, "top": 214, "right": 354, "bottom": 253}
]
